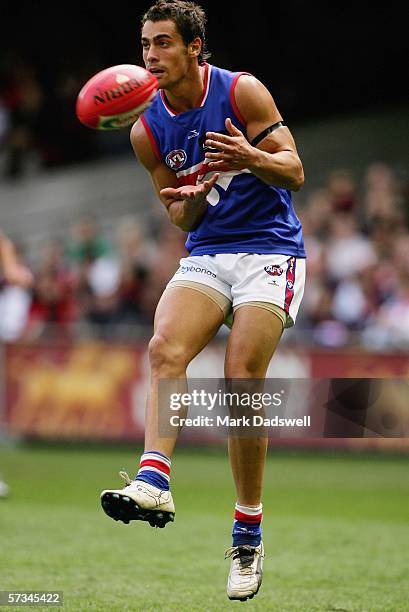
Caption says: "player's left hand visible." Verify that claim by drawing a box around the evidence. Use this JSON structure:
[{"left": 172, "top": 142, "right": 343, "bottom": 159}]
[
  {"left": 204, "top": 118, "right": 254, "bottom": 170},
  {"left": 160, "top": 172, "right": 220, "bottom": 207}
]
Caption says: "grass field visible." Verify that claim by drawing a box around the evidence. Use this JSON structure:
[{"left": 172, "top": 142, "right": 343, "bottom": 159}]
[{"left": 0, "top": 444, "right": 408, "bottom": 611}]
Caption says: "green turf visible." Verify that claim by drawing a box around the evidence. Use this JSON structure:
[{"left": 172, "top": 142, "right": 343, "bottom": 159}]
[{"left": 0, "top": 445, "right": 408, "bottom": 611}]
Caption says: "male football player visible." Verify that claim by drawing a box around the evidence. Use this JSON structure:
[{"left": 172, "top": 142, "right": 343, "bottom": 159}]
[{"left": 101, "top": 0, "right": 305, "bottom": 601}]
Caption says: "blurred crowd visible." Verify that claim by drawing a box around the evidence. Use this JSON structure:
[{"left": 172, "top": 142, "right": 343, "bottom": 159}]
[
  {"left": 0, "top": 212, "right": 186, "bottom": 342},
  {"left": 0, "top": 58, "right": 111, "bottom": 178},
  {"left": 1, "top": 59, "right": 408, "bottom": 348},
  {"left": 1, "top": 162, "right": 409, "bottom": 350},
  {"left": 296, "top": 162, "right": 409, "bottom": 349}
]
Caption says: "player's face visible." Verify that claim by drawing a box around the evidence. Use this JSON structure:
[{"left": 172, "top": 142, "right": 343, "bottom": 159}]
[{"left": 141, "top": 20, "right": 191, "bottom": 88}]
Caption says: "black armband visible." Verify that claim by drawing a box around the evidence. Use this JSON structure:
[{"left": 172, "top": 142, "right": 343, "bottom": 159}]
[{"left": 251, "top": 122, "right": 284, "bottom": 147}]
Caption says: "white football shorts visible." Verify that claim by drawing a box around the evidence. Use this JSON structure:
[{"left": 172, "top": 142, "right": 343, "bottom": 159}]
[{"left": 167, "top": 253, "right": 306, "bottom": 328}]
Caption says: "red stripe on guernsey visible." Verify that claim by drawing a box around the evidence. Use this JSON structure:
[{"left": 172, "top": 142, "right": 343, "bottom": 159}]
[
  {"left": 196, "top": 62, "right": 210, "bottom": 107},
  {"left": 284, "top": 257, "right": 296, "bottom": 314},
  {"left": 140, "top": 115, "right": 162, "bottom": 162},
  {"left": 160, "top": 89, "right": 176, "bottom": 117},
  {"left": 234, "top": 509, "right": 263, "bottom": 524},
  {"left": 176, "top": 162, "right": 242, "bottom": 187},
  {"left": 176, "top": 163, "right": 210, "bottom": 186},
  {"left": 139, "top": 459, "right": 170, "bottom": 476},
  {"left": 160, "top": 63, "right": 210, "bottom": 116},
  {"left": 230, "top": 72, "right": 251, "bottom": 126}
]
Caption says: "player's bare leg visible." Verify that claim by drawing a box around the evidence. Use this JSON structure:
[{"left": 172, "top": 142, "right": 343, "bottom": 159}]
[
  {"left": 101, "top": 286, "right": 224, "bottom": 526},
  {"left": 145, "top": 285, "right": 225, "bottom": 455},
  {"left": 225, "top": 306, "right": 283, "bottom": 504},
  {"left": 224, "top": 305, "right": 283, "bottom": 600}
]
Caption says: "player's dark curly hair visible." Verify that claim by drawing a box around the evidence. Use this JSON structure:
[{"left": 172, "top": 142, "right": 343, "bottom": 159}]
[{"left": 142, "top": 0, "right": 211, "bottom": 65}]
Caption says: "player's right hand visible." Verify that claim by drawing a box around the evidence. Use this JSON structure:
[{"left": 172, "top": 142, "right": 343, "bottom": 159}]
[{"left": 160, "top": 173, "right": 219, "bottom": 207}]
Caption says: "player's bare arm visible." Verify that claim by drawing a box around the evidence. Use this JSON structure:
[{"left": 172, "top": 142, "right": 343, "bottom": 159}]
[
  {"left": 205, "top": 75, "right": 304, "bottom": 191},
  {"left": 0, "top": 231, "right": 33, "bottom": 288},
  {"left": 131, "top": 120, "right": 219, "bottom": 231}
]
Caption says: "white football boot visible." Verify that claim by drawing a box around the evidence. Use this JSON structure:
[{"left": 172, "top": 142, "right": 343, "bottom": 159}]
[
  {"left": 225, "top": 541, "right": 264, "bottom": 601},
  {"left": 100, "top": 471, "right": 175, "bottom": 528}
]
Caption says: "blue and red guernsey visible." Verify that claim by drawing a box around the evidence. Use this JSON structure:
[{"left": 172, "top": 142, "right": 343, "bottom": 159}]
[{"left": 141, "top": 63, "right": 306, "bottom": 257}]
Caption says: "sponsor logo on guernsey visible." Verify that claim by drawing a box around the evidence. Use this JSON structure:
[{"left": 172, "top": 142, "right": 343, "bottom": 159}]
[
  {"left": 264, "top": 265, "right": 284, "bottom": 277},
  {"left": 177, "top": 265, "right": 216, "bottom": 278},
  {"left": 188, "top": 129, "right": 199, "bottom": 139},
  {"left": 166, "top": 149, "right": 187, "bottom": 170}
]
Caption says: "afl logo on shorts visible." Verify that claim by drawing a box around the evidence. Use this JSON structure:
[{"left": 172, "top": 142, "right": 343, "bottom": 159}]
[
  {"left": 166, "top": 149, "right": 187, "bottom": 170},
  {"left": 286, "top": 280, "right": 294, "bottom": 289},
  {"left": 264, "top": 265, "right": 283, "bottom": 277}
]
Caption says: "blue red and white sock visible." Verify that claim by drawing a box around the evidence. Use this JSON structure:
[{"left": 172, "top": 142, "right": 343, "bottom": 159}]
[
  {"left": 135, "top": 450, "right": 171, "bottom": 491},
  {"left": 232, "top": 502, "right": 263, "bottom": 547}
]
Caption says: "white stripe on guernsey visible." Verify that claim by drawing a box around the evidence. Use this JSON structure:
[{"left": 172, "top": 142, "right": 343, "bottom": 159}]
[
  {"left": 176, "top": 160, "right": 205, "bottom": 178},
  {"left": 160, "top": 90, "right": 176, "bottom": 117},
  {"left": 235, "top": 502, "right": 263, "bottom": 515},
  {"left": 138, "top": 466, "right": 170, "bottom": 482},
  {"left": 201, "top": 64, "right": 212, "bottom": 105},
  {"left": 140, "top": 453, "right": 171, "bottom": 466},
  {"left": 164, "top": 102, "right": 175, "bottom": 117},
  {"left": 176, "top": 164, "right": 251, "bottom": 180},
  {"left": 161, "top": 65, "right": 212, "bottom": 116}
]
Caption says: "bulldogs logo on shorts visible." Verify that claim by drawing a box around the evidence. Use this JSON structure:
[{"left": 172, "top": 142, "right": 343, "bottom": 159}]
[
  {"left": 264, "top": 265, "right": 283, "bottom": 277},
  {"left": 166, "top": 149, "right": 187, "bottom": 170}
]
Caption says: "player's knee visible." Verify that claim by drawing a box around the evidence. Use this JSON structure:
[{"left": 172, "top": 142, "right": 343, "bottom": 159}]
[
  {"left": 148, "top": 332, "right": 188, "bottom": 375},
  {"left": 225, "top": 358, "right": 267, "bottom": 379}
]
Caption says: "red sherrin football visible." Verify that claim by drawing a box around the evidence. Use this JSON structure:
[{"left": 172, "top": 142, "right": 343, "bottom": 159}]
[{"left": 76, "top": 64, "right": 158, "bottom": 130}]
